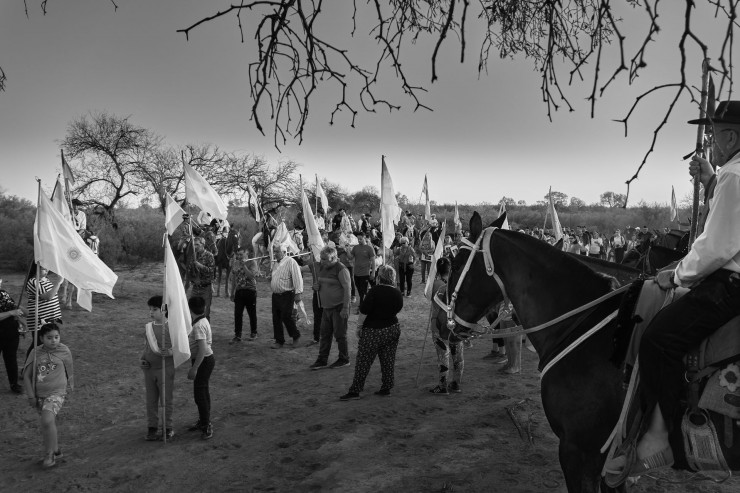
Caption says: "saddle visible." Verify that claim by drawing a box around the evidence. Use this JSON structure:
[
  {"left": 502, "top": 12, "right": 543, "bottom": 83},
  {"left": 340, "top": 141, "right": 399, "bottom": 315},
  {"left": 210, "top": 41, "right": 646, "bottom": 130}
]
[{"left": 609, "top": 280, "right": 740, "bottom": 474}]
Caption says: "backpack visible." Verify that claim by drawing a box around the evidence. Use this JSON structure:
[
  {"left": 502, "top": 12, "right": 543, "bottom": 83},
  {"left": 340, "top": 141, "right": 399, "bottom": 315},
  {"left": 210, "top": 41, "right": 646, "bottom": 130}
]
[{"left": 420, "top": 231, "right": 435, "bottom": 255}]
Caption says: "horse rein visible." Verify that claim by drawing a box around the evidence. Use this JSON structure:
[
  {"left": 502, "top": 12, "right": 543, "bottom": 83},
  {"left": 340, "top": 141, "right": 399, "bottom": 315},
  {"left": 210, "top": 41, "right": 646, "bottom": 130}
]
[{"left": 444, "top": 227, "right": 507, "bottom": 337}]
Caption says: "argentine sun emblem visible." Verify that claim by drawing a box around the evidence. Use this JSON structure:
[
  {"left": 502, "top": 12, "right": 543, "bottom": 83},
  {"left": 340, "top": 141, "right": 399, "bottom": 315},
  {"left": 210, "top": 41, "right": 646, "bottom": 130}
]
[{"left": 67, "top": 246, "right": 82, "bottom": 262}]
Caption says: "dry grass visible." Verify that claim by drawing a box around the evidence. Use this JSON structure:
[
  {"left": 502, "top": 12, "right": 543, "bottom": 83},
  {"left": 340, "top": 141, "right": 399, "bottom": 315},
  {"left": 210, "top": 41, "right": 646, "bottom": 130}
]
[{"left": 0, "top": 264, "right": 737, "bottom": 493}]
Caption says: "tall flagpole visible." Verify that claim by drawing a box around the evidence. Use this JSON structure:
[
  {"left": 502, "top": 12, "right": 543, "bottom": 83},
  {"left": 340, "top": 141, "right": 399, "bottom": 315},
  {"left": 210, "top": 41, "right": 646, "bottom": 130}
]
[
  {"left": 315, "top": 174, "right": 319, "bottom": 214},
  {"left": 61, "top": 150, "right": 79, "bottom": 230},
  {"left": 161, "top": 232, "right": 168, "bottom": 444},
  {"left": 690, "top": 58, "right": 710, "bottom": 246},
  {"left": 380, "top": 156, "right": 385, "bottom": 267},
  {"left": 32, "top": 179, "right": 43, "bottom": 409}
]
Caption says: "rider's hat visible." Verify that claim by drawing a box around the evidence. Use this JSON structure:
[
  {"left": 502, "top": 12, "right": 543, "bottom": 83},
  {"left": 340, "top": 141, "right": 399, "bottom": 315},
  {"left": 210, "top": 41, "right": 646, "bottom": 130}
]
[{"left": 688, "top": 101, "right": 740, "bottom": 125}]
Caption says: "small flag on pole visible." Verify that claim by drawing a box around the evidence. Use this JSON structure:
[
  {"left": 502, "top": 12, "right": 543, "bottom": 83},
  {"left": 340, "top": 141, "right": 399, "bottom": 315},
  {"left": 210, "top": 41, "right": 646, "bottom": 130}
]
[
  {"left": 61, "top": 150, "right": 75, "bottom": 187},
  {"left": 453, "top": 202, "right": 461, "bottom": 232},
  {"left": 670, "top": 186, "right": 678, "bottom": 222},
  {"left": 184, "top": 163, "right": 228, "bottom": 220},
  {"left": 547, "top": 186, "right": 563, "bottom": 240},
  {"left": 51, "top": 175, "right": 71, "bottom": 221},
  {"left": 165, "top": 192, "right": 186, "bottom": 235},
  {"left": 422, "top": 175, "right": 431, "bottom": 221},
  {"left": 316, "top": 176, "right": 330, "bottom": 214},
  {"left": 424, "top": 223, "right": 446, "bottom": 300},
  {"left": 380, "top": 157, "right": 402, "bottom": 250},
  {"left": 164, "top": 239, "right": 192, "bottom": 368},
  {"left": 301, "top": 187, "right": 325, "bottom": 261},
  {"left": 247, "top": 184, "right": 261, "bottom": 223},
  {"left": 498, "top": 202, "right": 510, "bottom": 230}
]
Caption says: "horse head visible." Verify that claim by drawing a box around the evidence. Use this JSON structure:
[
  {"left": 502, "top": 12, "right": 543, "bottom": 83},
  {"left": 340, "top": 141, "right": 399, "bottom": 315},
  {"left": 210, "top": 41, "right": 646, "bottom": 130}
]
[{"left": 444, "top": 211, "right": 508, "bottom": 340}]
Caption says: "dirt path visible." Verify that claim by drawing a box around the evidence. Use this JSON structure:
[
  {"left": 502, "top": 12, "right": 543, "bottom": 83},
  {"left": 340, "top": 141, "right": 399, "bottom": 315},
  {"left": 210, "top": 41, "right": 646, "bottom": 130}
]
[{"left": 0, "top": 266, "right": 737, "bottom": 492}]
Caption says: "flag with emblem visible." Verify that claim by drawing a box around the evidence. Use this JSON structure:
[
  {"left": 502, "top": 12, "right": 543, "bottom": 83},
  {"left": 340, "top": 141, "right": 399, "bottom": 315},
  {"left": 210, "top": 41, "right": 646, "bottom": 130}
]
[
  {"left": 164, "top": 238, "right": 192, "bottom": 367},
  {"left": 34, "top": 186, "right": 118, "bottom": 298},
  {"left": 164, "top": 192, "right": 186, "bottom": 235},
  {"left": 424, "top": 222, "right": 447, "bottom": 300},
  {"left": 184, "top": 162, "right": 228, "bottom": 220},
  {"left": 380, "top": 156, "right": 402, "bottom": 250}
]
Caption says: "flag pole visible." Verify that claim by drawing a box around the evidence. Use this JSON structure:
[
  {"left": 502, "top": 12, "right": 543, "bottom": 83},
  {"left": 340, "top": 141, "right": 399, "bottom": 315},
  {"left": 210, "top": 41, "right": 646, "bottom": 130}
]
[
  {"left": 689, "top": 58, "right": 711, "bottom": 246},
  {"left": 61, "top": 151, "right": 79, "bottom": 230},
  {"left": 32, "top": 179, "right": 43, "bottom": 409},
  {"left": 315, "top": 174, "right": 319, "bottom": 214},
  {"left": 380, "top": 156, "right": 385, "bottom": 267},
  {"left": 161, "top": 231, "right": 168, "bottom": 444}
]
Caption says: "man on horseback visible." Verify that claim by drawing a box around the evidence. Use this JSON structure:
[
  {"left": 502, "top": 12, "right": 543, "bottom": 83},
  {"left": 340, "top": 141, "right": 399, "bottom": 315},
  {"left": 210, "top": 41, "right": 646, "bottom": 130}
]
[{"left": 607, "top": 101, "right": 740, "bottom": 483}]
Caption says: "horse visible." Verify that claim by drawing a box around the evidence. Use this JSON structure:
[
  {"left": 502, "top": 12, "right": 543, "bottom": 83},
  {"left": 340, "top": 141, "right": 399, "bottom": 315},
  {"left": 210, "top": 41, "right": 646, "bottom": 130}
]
[
  {"left": 653, "top": 228, "right": 690, "bottom": 255},
  {"left": 621, "top": 231, "right": 685, "bottom": 275},
  {"left": 214, "top": 228, "right": 241, "bottom": 297},
  {"left": 443, "top": 212, "right": 739, "bottom": 493}
]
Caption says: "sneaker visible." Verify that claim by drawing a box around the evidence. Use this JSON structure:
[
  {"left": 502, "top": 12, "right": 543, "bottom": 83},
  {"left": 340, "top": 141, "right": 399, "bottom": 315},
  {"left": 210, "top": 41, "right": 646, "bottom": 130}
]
[
  {"left": 449, "top": 381, "right": 461, "bottom": 393},
  {"left": 145, "top": 427, "right": 161, "bottom": 441},
  {"left": 188, "top": 420, "right": 203, "bottom": 432},
  {"left": 229, "top": 336, "right": 242, "bottom": 344},
  {"left": 329, "top": 359, "right": 351, "bottom": 369},
  {"left": 429, "top": 385, "right": 449, "bottom": 395},
  {"left": 351, "top": 296, "right": 357, "bottom": 304},
  {"left": 42, "top": 453, "right": 56, "bottom": 468},
  {"left": 307, "top": 339, "right": 319, "bottom": 346},
  {"left": 249, "top": 332, "right": 258, "bottom": 340},
  {"left": 339, "top": 392, "right": 360, "bottom": 401},
  {"left": 10, "top": 384, "right": 23, "bottom": 394},
  {"left": 201, "top": 423, "right": 213, "bottom": 440},
  {"left": 310, "top": 361, "right": 328, "bottom": 370},
  {"left": 271, "top": 343, "right": 284, "bottom": 349},
  {"left": 374, "top": 388, "right": 391, "bottom": 396},
  {"left": 53, "top": 449, "right": 63, "bottom": 460}
]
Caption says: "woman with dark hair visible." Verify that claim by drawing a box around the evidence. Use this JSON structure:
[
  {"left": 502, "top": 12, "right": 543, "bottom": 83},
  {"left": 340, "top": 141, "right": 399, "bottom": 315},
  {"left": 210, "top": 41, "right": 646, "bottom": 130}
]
[
  {"left": 340, "top": 265, "right": 404, "bottom": 400},
  {"left": 0, "top": 278, "right": 25, "bottom": 393},
  {"left": 25, "top": 264, "right": 63, "bottom": 352}
]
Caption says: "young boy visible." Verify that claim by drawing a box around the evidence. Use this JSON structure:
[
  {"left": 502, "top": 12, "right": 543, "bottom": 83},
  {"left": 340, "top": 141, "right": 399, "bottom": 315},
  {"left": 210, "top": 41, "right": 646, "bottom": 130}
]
[
  {"left": 23, "top": 322, "right": 74, "bottom": 468},
  {"left": 140, "top": 295, "right": 175, "bottom": 441},
  {"left": 187, "top": 296, "right": 215, "bottom": 440}
]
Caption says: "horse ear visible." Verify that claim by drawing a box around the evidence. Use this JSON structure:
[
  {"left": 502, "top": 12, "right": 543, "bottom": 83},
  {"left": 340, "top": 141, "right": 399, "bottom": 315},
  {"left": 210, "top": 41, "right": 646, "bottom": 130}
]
[
  {"left": 489, "top": 211, "right": 507, "bottom": 229},
  {"left": 469, "top": 212, "right": 483, "bottom": 242}
]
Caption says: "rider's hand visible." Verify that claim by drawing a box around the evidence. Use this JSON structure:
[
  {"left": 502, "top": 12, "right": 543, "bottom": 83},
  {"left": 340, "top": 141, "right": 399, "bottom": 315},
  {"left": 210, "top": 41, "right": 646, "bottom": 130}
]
[
  {"left": 689, "top": 155, "right": 714, "bottom": 188},
  {"left": 655, "top": 270, "right": 677, "bottom": 290}
]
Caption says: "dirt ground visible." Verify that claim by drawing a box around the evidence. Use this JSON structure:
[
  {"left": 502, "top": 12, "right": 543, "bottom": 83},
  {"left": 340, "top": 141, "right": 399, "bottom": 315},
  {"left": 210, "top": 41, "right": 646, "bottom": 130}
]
[{"left": 0, "top": 264, "right": 738, "bottom": 493}]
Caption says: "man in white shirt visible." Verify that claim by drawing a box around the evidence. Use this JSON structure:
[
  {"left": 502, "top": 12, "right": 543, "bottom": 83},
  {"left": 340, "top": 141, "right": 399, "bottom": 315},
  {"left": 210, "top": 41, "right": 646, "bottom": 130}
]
[
  {"left": 270, "top": 243, "right": 304, "bottom": 349},
  {"left": 71, "top": 199, "right": 87, "bottom": 234},
  {"left": 607, "top": 101, "right": 740, "bottom": 484}
]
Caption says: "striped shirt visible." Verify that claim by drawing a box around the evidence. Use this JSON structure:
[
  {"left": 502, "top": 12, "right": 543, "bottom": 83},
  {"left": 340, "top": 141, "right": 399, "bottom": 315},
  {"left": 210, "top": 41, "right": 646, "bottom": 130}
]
[
  {"left": 26, "top": 277, "right": 62, "bottom": 331},
  {"left": 270, "top": 256, "right": 303, "bottom": 294}
]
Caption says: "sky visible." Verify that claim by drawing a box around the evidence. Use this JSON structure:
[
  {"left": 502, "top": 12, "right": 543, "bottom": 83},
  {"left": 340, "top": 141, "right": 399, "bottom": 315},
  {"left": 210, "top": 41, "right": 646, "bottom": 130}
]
[{"left": 0, "top": 1, "right": 731, "bottom": 209}]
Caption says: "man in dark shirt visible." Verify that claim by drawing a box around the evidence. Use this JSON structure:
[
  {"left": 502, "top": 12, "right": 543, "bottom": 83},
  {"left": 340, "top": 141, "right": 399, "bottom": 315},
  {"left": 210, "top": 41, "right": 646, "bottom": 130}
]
[
  {"left": 229, "top": 248, "right": 258, "bottom": 343},
  {"left": 189, "top": 236, "right": 215, "bottom": 320}
]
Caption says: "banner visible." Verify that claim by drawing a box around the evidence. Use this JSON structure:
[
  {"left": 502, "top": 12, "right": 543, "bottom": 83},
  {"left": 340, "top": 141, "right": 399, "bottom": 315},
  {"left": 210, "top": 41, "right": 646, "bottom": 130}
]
[
  {"left": 165, "top": 192, "right": 186, "bottom": 235},
  {"left": 164, "top": 240, "right": 193, "bottom": 367},
  {"left": 380, "top": 156, "right": 402, "bottom": 250},
  {"left": 424, "top": 222, "right": 446, "bottom": 300},
  {"left": 184, "top": 162, "right": 228, "bottom": 220},
  {"left": 422, "top": 175, "right": 431, "bottom": 221},
  {"left": 301, "top": 188, "right": 325, "bottom": 261},
  {"left": 547, "top": 186, "right": 563, "bottom": 240},
  {"left": 34, "top": 187, "right": 118, "bottom": 297},
  {"left": 316, "top": 176, "right": 330, "bottom": 214}
]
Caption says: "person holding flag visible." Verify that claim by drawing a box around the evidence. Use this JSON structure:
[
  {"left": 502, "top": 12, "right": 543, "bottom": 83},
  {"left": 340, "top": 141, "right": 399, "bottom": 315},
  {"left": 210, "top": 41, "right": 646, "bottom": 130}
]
[{"left": 70, "top": 199, "right": 86, "bottom": 235}]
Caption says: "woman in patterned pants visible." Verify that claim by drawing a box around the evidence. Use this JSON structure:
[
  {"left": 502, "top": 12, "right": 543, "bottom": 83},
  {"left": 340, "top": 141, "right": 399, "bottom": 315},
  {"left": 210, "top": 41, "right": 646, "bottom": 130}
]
[{"left": 340, "top": 265, "right": 404, "bottom": 400}]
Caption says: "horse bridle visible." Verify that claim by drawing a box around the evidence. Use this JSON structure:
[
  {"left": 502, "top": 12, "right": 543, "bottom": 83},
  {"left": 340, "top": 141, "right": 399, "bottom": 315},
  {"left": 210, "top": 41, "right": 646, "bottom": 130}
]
[{"left": 440, "top": 227, "right": 508, "bottom": 339}]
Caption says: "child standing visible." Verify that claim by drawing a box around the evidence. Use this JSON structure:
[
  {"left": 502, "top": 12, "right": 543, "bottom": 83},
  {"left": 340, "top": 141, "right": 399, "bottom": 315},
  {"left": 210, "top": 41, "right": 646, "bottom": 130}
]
[
  {"left": 140, "top": 296, "right": 175, "bottom": 441},
  {"left": 23, "top": 322, "right": 74, "bottom": 468},
  {"left": 187, "top": 296, "right": 215, "bottom": 440}
]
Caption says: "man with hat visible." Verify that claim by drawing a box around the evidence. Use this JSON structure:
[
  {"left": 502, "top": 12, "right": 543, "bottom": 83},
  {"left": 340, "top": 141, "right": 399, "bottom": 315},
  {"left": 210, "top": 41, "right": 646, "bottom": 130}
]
[
  {"left": 606, "top": 101, "right": 740, "bottom": 484},
  {"left": 71, "top": 199, "right": 87, "bottom": 235}
]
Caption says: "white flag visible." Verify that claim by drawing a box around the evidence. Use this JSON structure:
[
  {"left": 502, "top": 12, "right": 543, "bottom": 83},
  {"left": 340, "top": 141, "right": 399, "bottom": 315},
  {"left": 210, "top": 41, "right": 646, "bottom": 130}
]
[
  {"left": 453, "top": 202, "right": 461, "bottom": 231},
  {"left": 165, "top": 192, "right": 186, "bottom": 235},
  {"left": 184, "top": 163, "right": 228, "bottom": 220},
  {"left": 61, "top": 150, "right": 76, "bottom": 187},
  {"left": 547, "top": 187, "right": 563, "bottom": 240},
  {"left": 424, "top": 222, "right": 446, "bottom": 300},
  {"left": 164, "top": 239, "right": 192, "bottom": 368},
  {"left": 316, "top": 176, "right": 330, "bottom": 214},
  {"left": 301, "top": 188, "right": 324, "bottom": 261},
  {"left": 670, "top": 186, "right": 678, "bottom": 222},
  {"left": 422, "top": 175, "right": 431, "bottom": 221},
  {"left": 273, "top": 221, "right": 301, "bottom": 255},
  {"left": 380, "top": 157, "right": 402, "bottom": 250},
  {"left": 76, "top": 288, "right": 93, "bottom": 311},
  {"left": 247, "top": 184, "right": 261, "bottom": 223},
  {"left": 51, "top": 175, "right": 71, "bottom": 222},
  {"left": 498, "top": 202, "right": 510, "bottom": 230},
  {"left": 34, "top": 187, "right": 118, "bottom": 297}
]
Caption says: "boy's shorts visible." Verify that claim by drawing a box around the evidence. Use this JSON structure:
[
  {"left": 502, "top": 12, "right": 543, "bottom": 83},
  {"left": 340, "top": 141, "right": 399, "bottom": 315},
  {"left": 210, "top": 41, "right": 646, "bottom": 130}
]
[{"left": 36, "top": 395, "right": 65, "bottom": 415}]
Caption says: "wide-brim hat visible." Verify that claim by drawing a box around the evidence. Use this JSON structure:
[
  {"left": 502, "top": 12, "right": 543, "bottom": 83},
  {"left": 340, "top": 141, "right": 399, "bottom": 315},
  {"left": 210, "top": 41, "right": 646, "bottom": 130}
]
[{"left": 688, "top": 101, "right": 740, "bottom": 125}]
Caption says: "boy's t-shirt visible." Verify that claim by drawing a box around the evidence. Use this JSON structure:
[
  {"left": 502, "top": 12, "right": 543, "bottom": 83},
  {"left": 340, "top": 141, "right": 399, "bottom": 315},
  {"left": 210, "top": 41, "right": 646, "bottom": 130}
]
[{"left": 190, "top": 317, "right": 214, "bottom": 357}]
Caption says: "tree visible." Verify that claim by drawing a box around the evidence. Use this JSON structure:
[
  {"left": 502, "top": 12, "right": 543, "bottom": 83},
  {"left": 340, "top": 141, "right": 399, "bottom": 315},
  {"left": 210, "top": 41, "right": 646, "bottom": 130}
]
[
  {"left": 351, "top": 186, "right": 380, "bottom": 214},
  {"left": 499, "top": 197, "right": 516, "bottom": 207},
  {"left": 62, "top": 112, "right": 161, "bottom": 218},
  {"left": 570, "top": 197, "right": 586, "bottom": 209},
  {"left": 545, "top": 190, "right": 568, "bottom": 208},
  {"left": 600, "top": 191, "right": 627, "bottom": 208},
  {"left": 175, "top": 1, "right": 739, "bottom": 190},
  {"left": 517, "top": 200, "right": 528, "bottom": 206}
]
